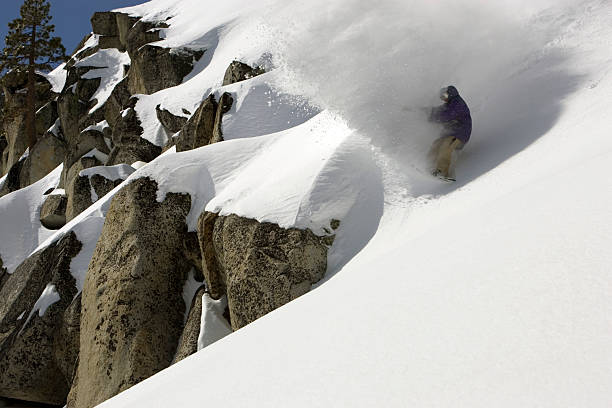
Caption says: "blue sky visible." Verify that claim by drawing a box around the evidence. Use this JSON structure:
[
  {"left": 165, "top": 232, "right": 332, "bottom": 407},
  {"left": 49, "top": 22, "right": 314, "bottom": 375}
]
[{"left": 1, "top": 0, "right": 144, "bottom": 63}]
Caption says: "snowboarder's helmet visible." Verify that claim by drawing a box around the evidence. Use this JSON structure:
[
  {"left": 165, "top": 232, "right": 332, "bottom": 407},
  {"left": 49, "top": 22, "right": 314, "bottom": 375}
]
[
  {"left": 440, "top": 85, "right": 459, "bottom": 101},
  {"left": 439, "top": 88, "right": 449, "bottom": 101}
]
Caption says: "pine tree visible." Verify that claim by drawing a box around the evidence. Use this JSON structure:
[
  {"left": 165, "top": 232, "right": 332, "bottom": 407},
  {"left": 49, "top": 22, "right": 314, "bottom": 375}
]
[{"left": 0, "top": 0, "right": 65, "bottom": 149}]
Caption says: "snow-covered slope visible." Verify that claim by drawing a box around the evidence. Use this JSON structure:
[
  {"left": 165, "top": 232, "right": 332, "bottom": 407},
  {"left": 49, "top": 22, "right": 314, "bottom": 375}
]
[
  {"left": 35, "top": 0, "right": 611, "bottom": 405},
  {"left": 0, "top": 165, "right": 62, "bottom": 273}
]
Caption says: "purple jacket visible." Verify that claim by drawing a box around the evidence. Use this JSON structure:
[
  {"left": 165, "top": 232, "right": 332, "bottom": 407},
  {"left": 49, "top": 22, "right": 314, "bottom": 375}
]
[{"left": 430, "top": 86, "right": 472, "bottom": 143}]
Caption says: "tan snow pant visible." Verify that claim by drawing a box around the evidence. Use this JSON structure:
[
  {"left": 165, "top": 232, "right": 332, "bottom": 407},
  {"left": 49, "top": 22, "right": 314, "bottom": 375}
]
[{"left": 428, "top": 136, "right": 464, "bottom": 178}]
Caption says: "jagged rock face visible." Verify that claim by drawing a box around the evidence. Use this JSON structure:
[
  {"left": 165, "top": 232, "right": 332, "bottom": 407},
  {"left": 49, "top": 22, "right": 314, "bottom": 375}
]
[
  {"left": 40, "top": 193, "right": 68, "bottom": 230},
  {"left": 125, "top": 20, "right": 167, "bottom": 56},
  {"left": 66, "top": 176, "right": 94, "bottom": 223},
  {"left": 98, "top": 35, "right": 123, "bottom": 50},
  {"left": 63, "top": 128, "right": 110, "bottom": 179},
  {"left": 128, "top": 46, "right": 203, "bottom": 95},
  {"left": 90, "top": 173, "right": 123, "bottom": 199},
  {"left": 175, "top": 92, "right": 233, "bottom": 152},
  {"left": 222, "top": 60, "right": 265, "bottom": 86},
  {"left": 106, "top": 106, "right": 161, "bottom": 165},
  {"left": 104, "top": 77, "right": 131, "bottom": 129},
  {"left": 91, "top": 12, "right": 120, "bottom": 36},
  {"left": 116, "top": 14, "right": 142, "bottom": 51},
  {"left": 176, "top": 95, "right": 216, "bottom": 152},
  {"left": 35, "top": 101, "right": 59, "bottom": 138},
  {"left": 19, "top": 133, "right": 66, "bottom": 188},
  {"left": 58, "top": 65, "right": 104, "bottom": 146},
  {"left": 57, "top": 86, "right": 88, "bottom": 147},
  {"left": 198, "top": 213, "right": 329, "bottom": 330},
  {"left": 93, "top": 11, "right": 198, "bottom": 97},
  {"left": 91, "top": 12, "right": 156, "bottom": 54},
  {"left": 1, "top": 90, "right": 27, "bottom": 175},
  {"left": 172, "top": 286, "right": 206, "bottom": 364},
  {"left": 68, "top": 178, "right": 193, "bottom": 408},
  {"left": 1, "top": 114, "right": 27, "bottom": 175},
  {"left": 0, "top": 232, "right": 82, "bottom": 405},
  {"left": 67, "top": 169, "right": 128, "bottom": 223},
  {"left": 91, "top": 12, "right": 139, "bottom": 53},
  {"left": 1, "top": 95, "right": 62, "bottom": 189},
  {"left": 65, "top": 156, "right": 103, "bottom": 221},
  {"left": 57, "top": 63, "right": 113, "bottom": 193}
]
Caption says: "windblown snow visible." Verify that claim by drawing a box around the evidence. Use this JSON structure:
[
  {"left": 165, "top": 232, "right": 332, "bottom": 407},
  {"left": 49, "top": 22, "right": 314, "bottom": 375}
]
[{"left": 1, "top": 0, "right": 611, "bottom": 406}]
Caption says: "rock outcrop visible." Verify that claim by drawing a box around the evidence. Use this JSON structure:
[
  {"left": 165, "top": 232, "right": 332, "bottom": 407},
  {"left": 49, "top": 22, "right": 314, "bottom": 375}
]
[
  {"left": 35, "top": 101, "right": 59, "bottom": 138},
  {"left": 66, "top": 163, "right": 135, "bottom": 222},
  {"left": 175, "top": 92, "right": 233, "bottom": 152},
  {"left": 57, "top": 65, "right": 102, "bottom": 144},
  {"left": 63, "top": 128, "right": 110, "bottom": 181},
  {"left": 65, "top": 155, "right": 103, "bottom": 221},
  {"left": 104, "top": 77, "right": 131, "bottom": 129},
  {"left": 128, "top": 46, "right": 203, "bottom": 95},
  {"left": 91, "top": 11, "right": 202, "bottom": 96},
  {"left": 0, "top": 232, "right": 82, "bottom": 405},
  {"left": 67, "top": 178, "right": 193, "bottom": 408},
  {"left": 106, "top": 105, "right": 161, "bottom": 165},
  {"left": 90, "top": 12, "right": 139, "bottom": 53},
  {"left": 40, "top": 193, "right": 68, "bottom": 230},
  {"left": 54, "top": 294, "right": 82, "bottom": 387},
  {"left": 222, "top": 60, "right": 265, "bottom": 86},
  {"left": 19, "top": 133, "right": 66, "bottom": 187},
  {"left": 156, "top": 104, "right": 188, "bottom": 135},
  {"left": 198, "top": 212, "right": 330, "bottom": 330},
  {"left": 124, "top": 20, "right": 168, "bottom": 56},
  {"left": 1, "top": 74, "right": 54, "bottom": 175},
  {"left": 0, "top": 136, "right": 7, "bottom": 172}
]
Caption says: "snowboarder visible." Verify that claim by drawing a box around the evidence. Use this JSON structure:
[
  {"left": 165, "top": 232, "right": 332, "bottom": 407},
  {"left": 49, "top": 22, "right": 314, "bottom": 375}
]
[{"left": 427, "top": 85, "right": 472, "bottom": 182}]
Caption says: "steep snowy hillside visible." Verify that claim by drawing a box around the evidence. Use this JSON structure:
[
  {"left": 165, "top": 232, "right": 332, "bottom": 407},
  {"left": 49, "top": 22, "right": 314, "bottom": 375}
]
[
  {"left": 1, "top": 0, "right": 610, "bottom": 406},
  {"left": 98, "top": 0, "right": 612, "bottom": 407}
]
